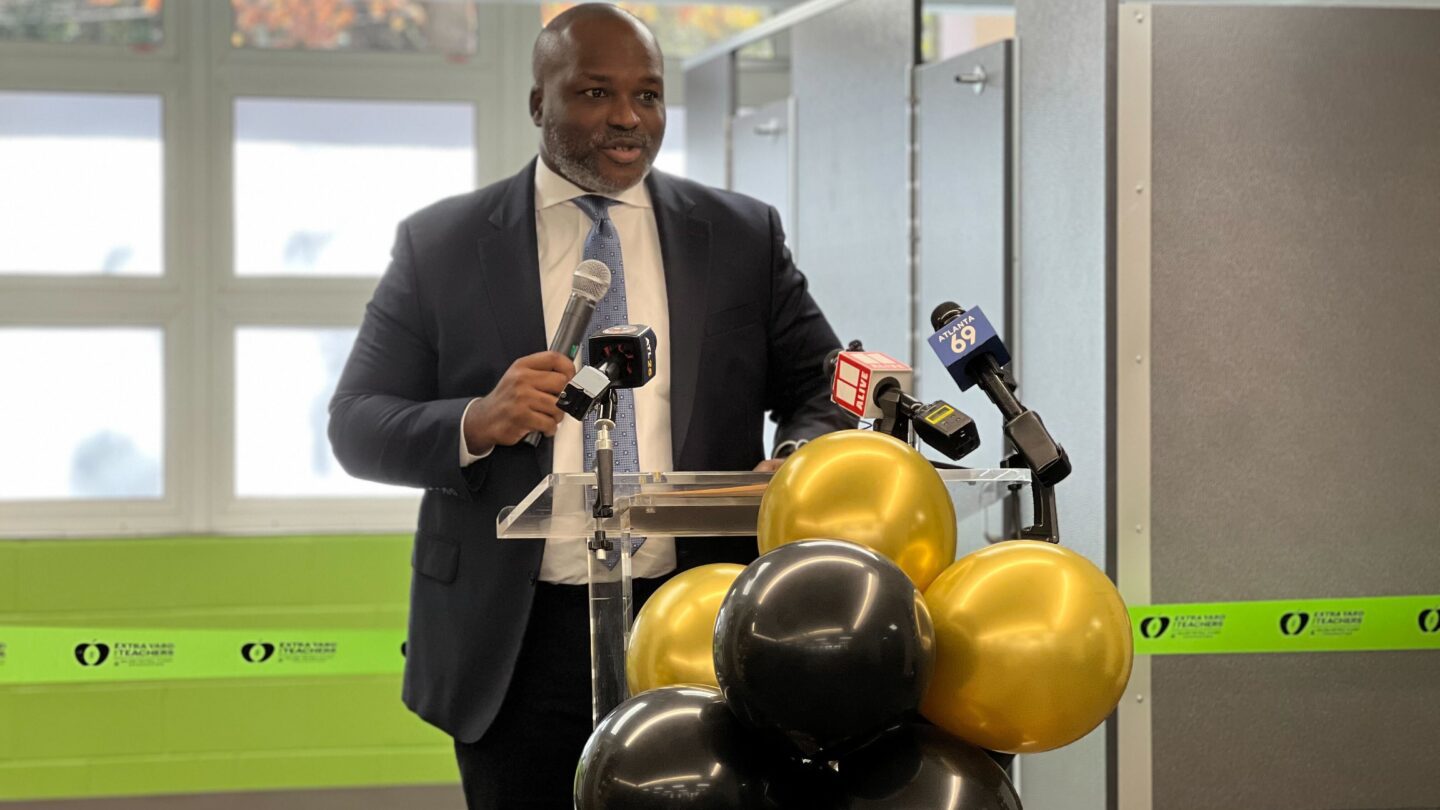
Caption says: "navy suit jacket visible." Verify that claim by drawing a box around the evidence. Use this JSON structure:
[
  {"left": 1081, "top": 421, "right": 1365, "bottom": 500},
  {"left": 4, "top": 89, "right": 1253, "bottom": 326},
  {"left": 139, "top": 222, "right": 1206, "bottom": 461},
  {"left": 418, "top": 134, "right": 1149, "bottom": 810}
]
[{"left": 329, "top": 160, "right": 852, "bottom": 742}]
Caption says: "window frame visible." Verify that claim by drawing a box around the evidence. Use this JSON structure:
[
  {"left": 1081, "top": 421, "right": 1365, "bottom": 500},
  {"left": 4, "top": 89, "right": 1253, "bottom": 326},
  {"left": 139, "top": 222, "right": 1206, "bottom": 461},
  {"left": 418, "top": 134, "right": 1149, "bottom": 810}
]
[{"left": 0, "top": 1, "right": 517, "bottom": 538}]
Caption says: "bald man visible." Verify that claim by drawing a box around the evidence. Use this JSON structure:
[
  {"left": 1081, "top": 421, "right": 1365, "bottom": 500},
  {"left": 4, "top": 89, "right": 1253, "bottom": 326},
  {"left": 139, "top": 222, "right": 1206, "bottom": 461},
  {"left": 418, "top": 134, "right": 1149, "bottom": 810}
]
[{"left": 329, "top": 5, "right": 853, "bottom": 807}]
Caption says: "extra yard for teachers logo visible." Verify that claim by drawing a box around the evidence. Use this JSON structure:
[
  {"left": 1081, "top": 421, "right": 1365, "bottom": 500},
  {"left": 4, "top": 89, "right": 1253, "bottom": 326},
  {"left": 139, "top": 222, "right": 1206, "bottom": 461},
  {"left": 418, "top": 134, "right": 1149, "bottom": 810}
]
[
  {"left": 74, "top": 640, "right": 174, "bottom": 669},
  {"left": 1419, "top": 608, "right": 1440, "bottom": 634},
  {"left": 1138, "top": 613, "right": 1226, "bottom": 641},
  {"left": 1139, "top": 617, "right": 1170, "bottom": 639},
  {"left": 240, "top": 640, "right": 339, "bottom": 665},
  {"left": 1280, "top": 609, "right": 1364, "bottom": 639}
]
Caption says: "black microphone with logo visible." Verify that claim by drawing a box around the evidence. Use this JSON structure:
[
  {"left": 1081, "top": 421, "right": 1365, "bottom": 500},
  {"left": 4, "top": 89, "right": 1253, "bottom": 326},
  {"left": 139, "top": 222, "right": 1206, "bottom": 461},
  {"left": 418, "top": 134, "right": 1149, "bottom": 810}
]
[
  {"left": 556, "top": 325, "right": 657, "bottom": 421},
  {"left": 522, "top": 259, "right": 613, "bottom": 447},
  {"left": 927, "top": 301, "right": 1071, "bottom": 487},
  {"left": 554, "top": 324, "right": 657, "bottom": 555},
  {"left": 926, "top": 301, "right": 1070, "bottom": 543}
]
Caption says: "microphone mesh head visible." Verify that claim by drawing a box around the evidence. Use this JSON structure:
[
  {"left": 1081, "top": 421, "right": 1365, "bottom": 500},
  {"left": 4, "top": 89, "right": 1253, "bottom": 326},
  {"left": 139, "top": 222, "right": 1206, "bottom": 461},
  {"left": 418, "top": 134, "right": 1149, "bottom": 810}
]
[
  {"left": 572, "top": 260, "right": 612, "bottom": 302},
  {"left": 930, "top": 301, "right": 965, "bottom": 330}
]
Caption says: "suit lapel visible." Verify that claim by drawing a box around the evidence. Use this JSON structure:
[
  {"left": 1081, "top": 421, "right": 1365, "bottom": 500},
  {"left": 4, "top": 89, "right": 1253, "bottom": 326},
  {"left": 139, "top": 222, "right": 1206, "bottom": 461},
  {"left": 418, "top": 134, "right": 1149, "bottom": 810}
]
[
  {"left": 648, "top": 171, "right": 710, "bottom": 465},
  {"left": 477, "top": 160, "right": 551, "bottom": 473}
]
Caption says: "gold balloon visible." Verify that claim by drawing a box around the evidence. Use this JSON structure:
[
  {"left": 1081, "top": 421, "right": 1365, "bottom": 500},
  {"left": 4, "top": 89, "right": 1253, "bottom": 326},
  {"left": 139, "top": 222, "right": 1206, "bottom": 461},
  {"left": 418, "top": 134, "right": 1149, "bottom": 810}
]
[
  {"left": 626, "top": 564, "right": 744, "bottom": 695},
  {"left": 921, "top": 541, "right": 1134, "bottom": 754},
  {"left": 757, "top": 430, "right": 956, "bottom": 590}
]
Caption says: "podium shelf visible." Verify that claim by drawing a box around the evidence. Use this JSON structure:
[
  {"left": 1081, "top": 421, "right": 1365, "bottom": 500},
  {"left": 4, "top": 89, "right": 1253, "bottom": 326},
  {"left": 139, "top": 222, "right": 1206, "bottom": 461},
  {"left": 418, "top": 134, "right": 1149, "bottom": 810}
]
[{"left": 496, "top": 468, "right": 1030, "bottom": 540}]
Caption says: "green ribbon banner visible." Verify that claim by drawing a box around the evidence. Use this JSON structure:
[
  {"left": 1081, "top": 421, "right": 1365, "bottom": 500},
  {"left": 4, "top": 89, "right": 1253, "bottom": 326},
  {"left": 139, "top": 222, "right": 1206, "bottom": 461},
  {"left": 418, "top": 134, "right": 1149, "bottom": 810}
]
[
  {"left": 1, "top": 596, "right": 1436, "bottom": 685},
  {"left": 0, "top": 628, "right": 407, "bottom": 685},
  {"left": 1130, "top": 595, "right": 1440, "bottom": 655}
]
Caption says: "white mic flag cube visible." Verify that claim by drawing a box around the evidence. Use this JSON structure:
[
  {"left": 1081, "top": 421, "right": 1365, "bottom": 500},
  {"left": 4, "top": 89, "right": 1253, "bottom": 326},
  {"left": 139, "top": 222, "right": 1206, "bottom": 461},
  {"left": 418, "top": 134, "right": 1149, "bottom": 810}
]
[{"left": 831, "top": 351, "right": 913, "bottom": 419}]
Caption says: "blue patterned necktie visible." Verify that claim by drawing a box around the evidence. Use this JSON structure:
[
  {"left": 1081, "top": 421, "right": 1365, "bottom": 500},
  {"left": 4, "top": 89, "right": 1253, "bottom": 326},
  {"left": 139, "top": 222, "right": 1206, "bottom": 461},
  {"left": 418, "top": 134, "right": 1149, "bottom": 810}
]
[{"left": 573, "top": 194, "right": 643, "bottom": 563}]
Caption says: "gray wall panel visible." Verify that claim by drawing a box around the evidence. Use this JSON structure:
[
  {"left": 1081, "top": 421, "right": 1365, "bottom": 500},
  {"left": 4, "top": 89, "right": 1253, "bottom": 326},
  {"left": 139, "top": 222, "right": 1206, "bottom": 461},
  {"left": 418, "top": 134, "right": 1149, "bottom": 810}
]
[
  {"left": 684, "top": 55, "right": 733, "bottom": 190},
  {"left": 1012, "top": 0, "right": 1115, "bottom": 806},
  {"left": 1148, "top": 6, "right": 1440, "bottom": 808},
  {"left": 790, "top": 0, "right": 915, "bottom": 360},
  {"left": 1152, "top": 654, "right": 1440, "bottom": 810}
]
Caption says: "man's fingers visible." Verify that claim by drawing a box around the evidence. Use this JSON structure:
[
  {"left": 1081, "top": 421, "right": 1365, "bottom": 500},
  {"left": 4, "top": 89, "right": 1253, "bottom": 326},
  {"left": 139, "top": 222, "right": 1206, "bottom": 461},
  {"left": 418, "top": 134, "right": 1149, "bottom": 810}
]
[
  {"left": 531, "top": 396, "right": 566, "bottom": 422},
  {"left": 529, "top": 370, "right": 571, "bottom": 396},
  {"left": 520, "top": 389, "right": 566, "bottom": 422},
  {"left": 524, "top": 409, "right": 560, "bottom": 436},
  {"left": 541, "top": 350, "right": 576, "bottom": 373},
  {"left": 515, "top": 350, "right": 575, "bottom": 375}
]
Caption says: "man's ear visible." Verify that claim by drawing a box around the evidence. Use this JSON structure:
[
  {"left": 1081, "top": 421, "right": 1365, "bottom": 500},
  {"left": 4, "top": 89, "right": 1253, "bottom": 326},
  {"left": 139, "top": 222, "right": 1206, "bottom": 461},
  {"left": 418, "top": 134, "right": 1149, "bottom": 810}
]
[{"left": 529, "top": 87, "right": 543, "bottom": 127}]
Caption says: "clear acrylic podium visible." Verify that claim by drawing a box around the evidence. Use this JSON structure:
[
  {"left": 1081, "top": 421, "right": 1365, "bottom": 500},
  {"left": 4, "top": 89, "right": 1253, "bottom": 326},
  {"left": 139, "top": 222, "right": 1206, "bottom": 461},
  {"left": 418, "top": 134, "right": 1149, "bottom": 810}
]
[{"left": 496, "top": 468, "right": 1031, "bottom": 725}]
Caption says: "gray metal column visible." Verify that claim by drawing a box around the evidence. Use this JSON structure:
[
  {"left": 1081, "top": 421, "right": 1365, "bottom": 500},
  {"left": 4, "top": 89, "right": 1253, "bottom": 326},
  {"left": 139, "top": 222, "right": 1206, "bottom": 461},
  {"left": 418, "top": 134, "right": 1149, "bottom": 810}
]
[{"left": 1011, "top": 0, "right": 1118, "bottom": 807}]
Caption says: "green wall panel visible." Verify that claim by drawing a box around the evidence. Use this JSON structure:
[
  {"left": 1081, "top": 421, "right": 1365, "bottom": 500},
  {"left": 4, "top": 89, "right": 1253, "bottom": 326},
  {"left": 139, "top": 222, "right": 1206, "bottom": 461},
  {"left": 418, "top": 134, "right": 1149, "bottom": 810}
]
[
  {"left": 9, "top": 684, "right": 170, "bottom": 760},
  {"left": 0, "top": 533, "right": 458, "bottom": 802},
  {"left": 0, "top": 543, "right": 18, "bottom": 613},
  {"left": 8, "top": 536, "right": 413, "bottom": 617}
]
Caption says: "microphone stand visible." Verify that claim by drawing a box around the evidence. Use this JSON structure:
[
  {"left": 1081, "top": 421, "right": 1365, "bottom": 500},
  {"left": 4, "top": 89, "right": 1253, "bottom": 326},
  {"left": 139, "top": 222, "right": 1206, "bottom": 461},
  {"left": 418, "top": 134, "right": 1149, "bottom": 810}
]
[
  {"left": 873, "top": 380, "right": 916, "bottom": 448},
  {"left": 585, "top": 388, "right": 633, "bottom": 725},
  {"left": 1006, "top": 454, "right": 1060, "bottom": 543},
  {"left": 984, "top": 364, "right": 1062, "bottom": 544},
  {"left": 589, "top": 390, "right": 617, "bottom": 559}
]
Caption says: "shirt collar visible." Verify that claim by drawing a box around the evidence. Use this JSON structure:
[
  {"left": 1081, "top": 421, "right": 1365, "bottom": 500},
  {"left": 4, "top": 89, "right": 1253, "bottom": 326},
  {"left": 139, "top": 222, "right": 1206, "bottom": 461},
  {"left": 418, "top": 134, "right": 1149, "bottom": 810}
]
[{"left": 534, "top": 156, "right": 653, "bottom": 211}]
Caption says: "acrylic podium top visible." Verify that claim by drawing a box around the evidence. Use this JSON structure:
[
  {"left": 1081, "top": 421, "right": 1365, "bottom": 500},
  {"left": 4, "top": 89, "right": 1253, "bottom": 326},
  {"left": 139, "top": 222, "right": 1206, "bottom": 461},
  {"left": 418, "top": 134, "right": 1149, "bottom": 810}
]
[{"left": 496, "top": 469, "right": 1031, "bottom": 540}]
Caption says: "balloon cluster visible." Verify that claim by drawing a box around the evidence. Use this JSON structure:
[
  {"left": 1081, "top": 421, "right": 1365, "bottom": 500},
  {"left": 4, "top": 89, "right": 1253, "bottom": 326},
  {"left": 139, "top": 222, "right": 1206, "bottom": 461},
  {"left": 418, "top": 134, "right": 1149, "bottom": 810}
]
[{"left": 577, "top": 430, "right": 1133, "bottom": 808}]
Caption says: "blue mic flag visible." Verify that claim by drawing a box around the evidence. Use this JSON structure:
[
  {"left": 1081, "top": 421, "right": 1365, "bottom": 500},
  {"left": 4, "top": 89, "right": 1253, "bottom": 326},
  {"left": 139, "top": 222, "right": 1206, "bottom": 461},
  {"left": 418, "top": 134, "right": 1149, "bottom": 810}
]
[{"left": 927, "top": 305, "right": 1011, "bottom": 392}]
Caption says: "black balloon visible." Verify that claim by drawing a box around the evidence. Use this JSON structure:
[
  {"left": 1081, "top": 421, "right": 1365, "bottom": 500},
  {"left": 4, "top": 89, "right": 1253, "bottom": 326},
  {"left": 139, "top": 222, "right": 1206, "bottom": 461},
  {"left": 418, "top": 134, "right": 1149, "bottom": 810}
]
[
  {"left": 713, "top": 539, "right": 936, "bottom": 760},
  {"left": 575, "top": 685, "right": 823, "bottom": 809},
  {"left": 835, "top": 725, "right": 1023, "bottom": 809}
]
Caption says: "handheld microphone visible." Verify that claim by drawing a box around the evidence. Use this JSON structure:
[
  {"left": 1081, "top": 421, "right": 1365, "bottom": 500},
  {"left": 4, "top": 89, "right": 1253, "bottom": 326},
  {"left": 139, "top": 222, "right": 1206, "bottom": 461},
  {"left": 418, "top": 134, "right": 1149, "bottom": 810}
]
[
  {"left": 927, "top": 302, "right": 1070, "bottom": 486},
  {"left": 524, "top": 260, "right": 613, "bottom": 446},
  {"left": 828, "top": 341, "right": 980, "bottom": 461},
  {"left": 557, "top": 325, "right": 657, "bottom": 420}
]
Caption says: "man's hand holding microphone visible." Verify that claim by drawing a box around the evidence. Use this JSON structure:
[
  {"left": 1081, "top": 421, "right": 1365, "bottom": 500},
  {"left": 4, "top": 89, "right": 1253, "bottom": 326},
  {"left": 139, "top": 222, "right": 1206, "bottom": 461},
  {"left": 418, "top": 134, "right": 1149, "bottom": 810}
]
[{"left": 462, "top": 351, "right": 574, "bottom": 456}]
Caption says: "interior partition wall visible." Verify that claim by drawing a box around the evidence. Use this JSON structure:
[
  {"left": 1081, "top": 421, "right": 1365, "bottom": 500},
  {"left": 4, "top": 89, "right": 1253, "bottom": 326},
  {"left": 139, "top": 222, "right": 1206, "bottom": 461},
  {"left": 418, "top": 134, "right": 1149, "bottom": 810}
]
[{"left": 1116, "top": 6, "right": 1440, "bottom": 809}]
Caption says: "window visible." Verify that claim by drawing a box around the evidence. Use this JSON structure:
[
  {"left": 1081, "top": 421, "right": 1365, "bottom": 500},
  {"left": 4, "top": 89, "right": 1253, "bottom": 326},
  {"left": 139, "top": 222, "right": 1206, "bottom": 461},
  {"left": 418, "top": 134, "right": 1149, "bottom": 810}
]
[
  {"left": 234, "top": 326, "right": 405, "bottom": 497},
  {"left": 233, "top": 97, "right": 474, "bottom": 277},
  {"left": 0, "top": 2, "right": 492, "bottom": 535},
  {"left": 0, "top": 0, "right": 164, "bottom": 47},
  {"left": 920, "top": 8, "right": 1014, "bottom": 63},
  {"left": 0, "top": 328, "right": 164, "bottom": 500},
  {"left": 230, "top": 0, "right": 479, "bottom": 54},
  {"left": 0, "top": 92, "right": 163, "bottom": 275},
  {"left": 540, "top": 3, "right": 773, "bottom": 59}
]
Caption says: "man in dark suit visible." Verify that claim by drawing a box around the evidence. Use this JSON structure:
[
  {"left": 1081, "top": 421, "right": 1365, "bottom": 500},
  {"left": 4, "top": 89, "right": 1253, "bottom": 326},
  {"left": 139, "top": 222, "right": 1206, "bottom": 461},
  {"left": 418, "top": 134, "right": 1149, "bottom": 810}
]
[{"left": 328, "top": 4, "right": 852, "bottom": 807}]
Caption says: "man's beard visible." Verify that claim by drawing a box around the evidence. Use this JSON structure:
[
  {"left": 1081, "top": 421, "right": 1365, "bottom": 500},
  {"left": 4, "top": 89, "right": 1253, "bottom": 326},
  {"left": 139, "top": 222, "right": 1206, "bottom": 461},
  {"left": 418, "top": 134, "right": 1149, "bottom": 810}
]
[{"left": 543, "top": 124, "right": 653, "bottom": 195}]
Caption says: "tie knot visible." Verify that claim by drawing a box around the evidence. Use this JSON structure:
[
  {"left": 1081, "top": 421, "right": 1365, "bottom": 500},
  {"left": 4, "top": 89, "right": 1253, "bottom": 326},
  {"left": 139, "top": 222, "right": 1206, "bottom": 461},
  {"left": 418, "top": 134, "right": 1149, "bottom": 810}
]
[{"left": 573, "top": 194, "right": 617, "bottom": 224}]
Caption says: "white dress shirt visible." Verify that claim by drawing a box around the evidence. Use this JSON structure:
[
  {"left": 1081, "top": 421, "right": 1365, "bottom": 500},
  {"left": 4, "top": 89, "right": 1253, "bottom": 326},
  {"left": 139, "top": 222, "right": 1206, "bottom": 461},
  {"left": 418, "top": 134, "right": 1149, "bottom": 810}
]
[{"left": 462, "top": 159, "right": 676, "bottom": 584}]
